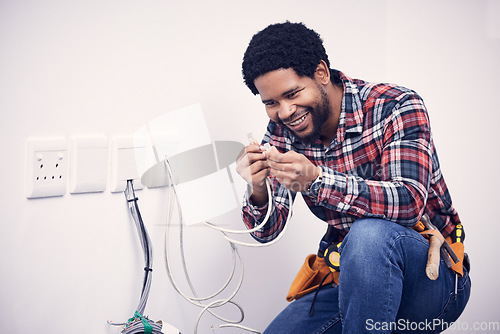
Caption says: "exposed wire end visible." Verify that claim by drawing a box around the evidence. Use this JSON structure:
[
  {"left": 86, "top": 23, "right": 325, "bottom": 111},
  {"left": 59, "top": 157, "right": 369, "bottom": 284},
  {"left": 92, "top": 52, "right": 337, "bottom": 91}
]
[{"left": 247, "top": 132, "right": 257, "bottom": 145}]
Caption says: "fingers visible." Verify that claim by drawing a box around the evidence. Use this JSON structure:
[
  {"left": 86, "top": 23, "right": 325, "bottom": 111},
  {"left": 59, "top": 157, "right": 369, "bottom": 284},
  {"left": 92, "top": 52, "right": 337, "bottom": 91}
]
[
  {"left": 263, "top": 145, "right": 318, "bottom": 192},
  {"left": 265, "top": 146, "right": 299, "bottom": 164},
  {"left": 265, "top": 147, "right": 301, "bottom": 173},
  {"left": 239, "top": 144, "right": 267, "bottom": 162},
  {"left": 236, "top": 145, "right": 265, "bottom": 172},
  {"left": 235, "top": 143, "right": 270, "bottom": 188},
  {"left": 237, "top": 141, "right": 317, "bottom": 193},
  {"left": 237, "top": 144, "right": 267, "bottom": 170},
  {"left": 264, "top": 146, "right": 284, "bottom": 162},
  {"left": 252, "top": 167, "right": 270, "bottom": 188}
]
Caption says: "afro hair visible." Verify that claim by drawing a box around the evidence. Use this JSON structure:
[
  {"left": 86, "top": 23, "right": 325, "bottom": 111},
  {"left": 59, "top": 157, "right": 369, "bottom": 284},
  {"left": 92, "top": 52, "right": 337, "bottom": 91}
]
[{"left": 242, "top": 22, "right": 337, "bottom": 95}]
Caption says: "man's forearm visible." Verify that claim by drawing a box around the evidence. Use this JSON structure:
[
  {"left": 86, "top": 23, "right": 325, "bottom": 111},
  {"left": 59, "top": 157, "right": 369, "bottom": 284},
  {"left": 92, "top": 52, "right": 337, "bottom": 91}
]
[{"left": 249, "top": 185, "right": 269, "bottom": 206}]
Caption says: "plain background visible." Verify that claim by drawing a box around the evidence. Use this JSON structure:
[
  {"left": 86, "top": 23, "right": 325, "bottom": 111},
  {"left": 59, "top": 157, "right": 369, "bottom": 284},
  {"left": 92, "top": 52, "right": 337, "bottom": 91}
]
[{"left": 1, "top": 0, "right": 499, "bottom": 333}]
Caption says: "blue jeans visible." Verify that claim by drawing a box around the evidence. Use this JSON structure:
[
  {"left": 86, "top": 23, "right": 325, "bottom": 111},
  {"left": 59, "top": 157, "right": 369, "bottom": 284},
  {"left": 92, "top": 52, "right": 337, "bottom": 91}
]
[{"left": 264, "top": 218, "right": 471, "bottom": 334}]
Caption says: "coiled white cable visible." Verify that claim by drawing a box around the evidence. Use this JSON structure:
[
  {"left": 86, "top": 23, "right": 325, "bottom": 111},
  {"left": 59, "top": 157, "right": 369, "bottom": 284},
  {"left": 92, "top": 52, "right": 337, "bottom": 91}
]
[
  {"left": 204, "top": 178, "right": 273, "bottom": 234},
  {"left": 203, "top": 180, "right": 292, "bottom": 246},
  {"left": 204, "top": 136, "right": 293, "bottom": 247},
  {"left": 164, "top": 159, "right": 250, "bottom": 333},
  {"left": 163, "top": 149, "right": 293, "bottom": 333}
]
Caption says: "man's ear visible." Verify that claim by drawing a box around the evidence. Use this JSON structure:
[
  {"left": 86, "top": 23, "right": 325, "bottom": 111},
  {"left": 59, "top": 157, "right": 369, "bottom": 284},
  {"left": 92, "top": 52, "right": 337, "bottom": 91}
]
[{"left": 315, "top": 60, "right": 331, "bottom": 85}]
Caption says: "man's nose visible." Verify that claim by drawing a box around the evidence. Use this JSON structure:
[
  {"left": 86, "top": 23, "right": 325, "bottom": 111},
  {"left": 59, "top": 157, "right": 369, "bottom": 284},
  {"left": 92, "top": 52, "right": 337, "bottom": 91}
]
[{"left": 278, "top": 103, "right": 297, "bottom": 122}]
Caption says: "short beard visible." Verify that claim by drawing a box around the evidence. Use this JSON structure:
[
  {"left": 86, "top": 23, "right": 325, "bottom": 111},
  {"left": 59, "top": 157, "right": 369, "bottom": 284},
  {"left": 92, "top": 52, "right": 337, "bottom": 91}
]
[{"left": 296, "top": 88, "right": 330, "bottom": 145}]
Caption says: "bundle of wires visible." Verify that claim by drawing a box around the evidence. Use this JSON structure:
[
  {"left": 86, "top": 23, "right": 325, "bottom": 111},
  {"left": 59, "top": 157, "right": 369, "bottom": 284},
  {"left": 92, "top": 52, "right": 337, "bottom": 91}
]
[{"left": 108, "top": 180, "right": 164, "bottom": 334}]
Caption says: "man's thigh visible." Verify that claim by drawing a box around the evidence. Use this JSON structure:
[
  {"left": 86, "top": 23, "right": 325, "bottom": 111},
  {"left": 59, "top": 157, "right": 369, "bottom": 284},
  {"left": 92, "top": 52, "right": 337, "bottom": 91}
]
[{"left": 264, "top": 284, "right": 342, "bottom": 334}]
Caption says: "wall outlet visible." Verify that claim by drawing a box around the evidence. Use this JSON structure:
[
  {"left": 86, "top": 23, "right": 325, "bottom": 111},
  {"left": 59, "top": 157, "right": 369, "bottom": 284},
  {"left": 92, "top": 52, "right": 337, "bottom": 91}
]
[
  {"left": 109, "top": 135, "right": 145, "bottom": 193},
  {"left": 26, "top": 138, "right": 68, "bottom": 199}
]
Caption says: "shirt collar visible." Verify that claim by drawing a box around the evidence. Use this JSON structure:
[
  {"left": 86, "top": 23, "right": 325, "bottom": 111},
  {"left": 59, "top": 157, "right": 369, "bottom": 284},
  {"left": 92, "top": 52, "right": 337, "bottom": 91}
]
[{"left": 336, "top": 72, "right": 364, "bottom": 145}]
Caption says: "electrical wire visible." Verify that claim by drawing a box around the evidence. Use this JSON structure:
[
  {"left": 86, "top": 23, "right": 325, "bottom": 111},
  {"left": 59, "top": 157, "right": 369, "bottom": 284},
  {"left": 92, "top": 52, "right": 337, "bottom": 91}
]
[
  {"left": 203, "top": 179, "right": 273, "bottom": 234},
  {"left": 203, "top": 135, "right": 293, "bottom": 247},
  {"left": 163, "top": 159, "right": 247, "bottom": 333},
  {"left": 203, "top": 178, "right": 293, "bottom": 247},
  {"left": 162, "top": 154, "right": 293, "bottom": 333},
  {"left": 108, "top": 180, "right": 164, "bottom": 334},
  {"left": 204, "top": 190, "right": 292, "bottom": 247},
  {"left": 125, "top": 180, "right": 153, "bottom": 315}
]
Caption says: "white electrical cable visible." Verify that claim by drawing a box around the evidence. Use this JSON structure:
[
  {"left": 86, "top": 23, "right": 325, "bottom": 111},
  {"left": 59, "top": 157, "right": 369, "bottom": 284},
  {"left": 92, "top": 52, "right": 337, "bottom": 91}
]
[
  {"left": 163, "top": 159, "right": 248, "bottom": 333},
  {"left": 203, "top": 178, "right": 273, "bottom": 234},
  {"left": 203, "top": 175, "right": 293, "bottom": 246},
  {"left": 162, "top": 136, "right": 294, "bottom": 333},
  {"left": 203, "top": 136, "right": 293, "bottom": 247},
  {"left": 203, "top": 182, "right": 292, "bottom": 246},
  {"left": 163, "top": 156, "right": 293, "bottom": 333}
]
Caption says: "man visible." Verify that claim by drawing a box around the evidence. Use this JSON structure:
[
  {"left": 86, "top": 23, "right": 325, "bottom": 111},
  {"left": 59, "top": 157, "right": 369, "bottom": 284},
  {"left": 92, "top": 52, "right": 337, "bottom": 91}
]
[{"left": 236, "top": 22, "right": 471, "bottom": 333}]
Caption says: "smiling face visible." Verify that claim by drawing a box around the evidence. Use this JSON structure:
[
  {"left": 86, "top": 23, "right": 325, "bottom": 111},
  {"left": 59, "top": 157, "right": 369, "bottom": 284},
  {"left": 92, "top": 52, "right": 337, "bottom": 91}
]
[{"left": 254, "top": 66, "right": 335, "bottom": 144}]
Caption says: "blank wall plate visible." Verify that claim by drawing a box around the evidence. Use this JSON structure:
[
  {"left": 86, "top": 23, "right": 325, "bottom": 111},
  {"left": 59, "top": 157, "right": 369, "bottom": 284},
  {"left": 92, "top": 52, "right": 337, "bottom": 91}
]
[
  {"left": 69, "top": 136, "right": 108, "bottom": 194},
  {"left": 109, "top": 136, "right": 145, "bottom": 192},
  {"left": 25, "top": 137, "right": 68, "bottom": 199}
]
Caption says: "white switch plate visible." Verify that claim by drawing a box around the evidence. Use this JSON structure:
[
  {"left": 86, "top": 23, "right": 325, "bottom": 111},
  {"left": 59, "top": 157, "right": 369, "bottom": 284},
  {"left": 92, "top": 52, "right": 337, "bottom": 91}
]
[
  {"left": 25, "top": 138, "right": 68, "bottom": 199},
  {"left": 69, "top": 136, "right": 108, "bottom": 194},
  {"left": 109, "top": 136, "right": 145, "bottom": 192}
]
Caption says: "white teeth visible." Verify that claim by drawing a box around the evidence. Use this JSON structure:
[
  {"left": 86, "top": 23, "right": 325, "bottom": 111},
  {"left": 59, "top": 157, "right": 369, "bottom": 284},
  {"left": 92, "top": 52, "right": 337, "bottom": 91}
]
[{"left": 289, "top": 114, "right": 307, "bottom": 126}]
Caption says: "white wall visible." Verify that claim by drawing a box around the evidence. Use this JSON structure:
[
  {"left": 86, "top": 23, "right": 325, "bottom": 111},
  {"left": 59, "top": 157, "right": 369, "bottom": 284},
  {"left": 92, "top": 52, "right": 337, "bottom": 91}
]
[{"left": 1, "top": 0, "right": 499, "bottom": 333}]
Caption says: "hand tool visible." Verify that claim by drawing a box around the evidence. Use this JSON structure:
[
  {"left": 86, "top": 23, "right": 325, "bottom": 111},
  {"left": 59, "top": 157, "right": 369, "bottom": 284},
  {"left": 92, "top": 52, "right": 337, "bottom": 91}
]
[{"left": 420, "top": 216, "right": 459, "bottom": 280}]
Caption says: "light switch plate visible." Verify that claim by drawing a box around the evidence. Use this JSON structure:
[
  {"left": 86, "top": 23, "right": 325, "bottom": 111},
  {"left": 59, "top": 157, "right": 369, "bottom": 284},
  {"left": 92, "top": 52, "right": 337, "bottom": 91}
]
[
  {"left": 69, "top": 136, "right": 108, "bottom": 194},
  {"left": 25, "top": 137, "right": 68, "bottom": 199},
  {"left": 110, "top": 136, "right": 146, "bottom": 192}
]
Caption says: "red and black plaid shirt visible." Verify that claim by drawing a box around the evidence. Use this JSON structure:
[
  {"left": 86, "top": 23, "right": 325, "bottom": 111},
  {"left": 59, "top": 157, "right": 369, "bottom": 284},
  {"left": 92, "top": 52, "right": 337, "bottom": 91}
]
[{"left": 242, "top": 72, "right": 461, "bottom": 243}]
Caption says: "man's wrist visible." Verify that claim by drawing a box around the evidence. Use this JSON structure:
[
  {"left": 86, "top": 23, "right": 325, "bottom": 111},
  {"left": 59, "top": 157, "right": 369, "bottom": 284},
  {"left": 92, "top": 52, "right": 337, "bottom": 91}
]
[
  {"left": 316, "top": 166, "right": 323, "bottom": 181},
  {"left": 305, "top": 166, "right": 323, "bottom": 198},
  {"left": 306, "top": 166, "right": 322, "bottom": 188},
  {"left": 249, "top": 184, "right": 269, "bottom": 206}
]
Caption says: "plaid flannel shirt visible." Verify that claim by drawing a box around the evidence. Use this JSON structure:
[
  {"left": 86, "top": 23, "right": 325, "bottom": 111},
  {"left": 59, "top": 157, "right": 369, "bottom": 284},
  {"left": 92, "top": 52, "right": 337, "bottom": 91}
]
[{"left": 242, "top": 72, "right": 461, "bottom": 243}]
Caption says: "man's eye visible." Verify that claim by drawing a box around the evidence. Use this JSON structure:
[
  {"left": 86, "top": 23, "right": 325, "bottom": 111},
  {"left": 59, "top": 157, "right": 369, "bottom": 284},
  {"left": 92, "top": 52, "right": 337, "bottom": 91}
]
[
  {"left": 265, "top": 101, "right": 277, "bottom": 107},
  {"left": 288, "top": 89, "right": 303, "bottom": 99}
]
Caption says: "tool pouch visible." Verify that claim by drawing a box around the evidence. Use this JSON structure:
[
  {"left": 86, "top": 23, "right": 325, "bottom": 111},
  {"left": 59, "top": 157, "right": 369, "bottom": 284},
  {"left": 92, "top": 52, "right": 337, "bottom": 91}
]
[
  {"left": 413, "top": 221, "right": 465, "bottom": 277},
  {"left": 286, "top": 254, "right": 340, "bottom": 302},
  {"left": 446, "top": 237, "right": 465, "bottom": 276}
]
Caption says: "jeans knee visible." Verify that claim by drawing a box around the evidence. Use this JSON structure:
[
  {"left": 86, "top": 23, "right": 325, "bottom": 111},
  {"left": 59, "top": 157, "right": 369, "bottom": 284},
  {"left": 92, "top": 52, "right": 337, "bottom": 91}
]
[
  {"left": 339, "top": 218, "right": 412, "bottom": 267},
  {"left": 342, "top": 219, "right": 390, "bottom": 251}
]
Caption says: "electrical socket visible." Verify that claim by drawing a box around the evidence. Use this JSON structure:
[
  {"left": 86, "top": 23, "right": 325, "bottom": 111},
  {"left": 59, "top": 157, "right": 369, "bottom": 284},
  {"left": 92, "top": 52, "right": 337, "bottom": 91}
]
[
  {"left": 109, "top": 135, "right": 145, "bottom": 193},
  {"left": 26, "top": 138, "right": 68, "bottom": 199}
]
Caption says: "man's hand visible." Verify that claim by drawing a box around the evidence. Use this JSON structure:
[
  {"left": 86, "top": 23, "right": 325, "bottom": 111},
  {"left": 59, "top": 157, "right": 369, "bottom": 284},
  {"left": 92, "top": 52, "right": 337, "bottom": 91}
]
[
  {"left": 264, "top": 146, "right": 319, "bottom": 192},
  {"left": 235, "top": 143, "right": 270, "bottom": 206}
]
